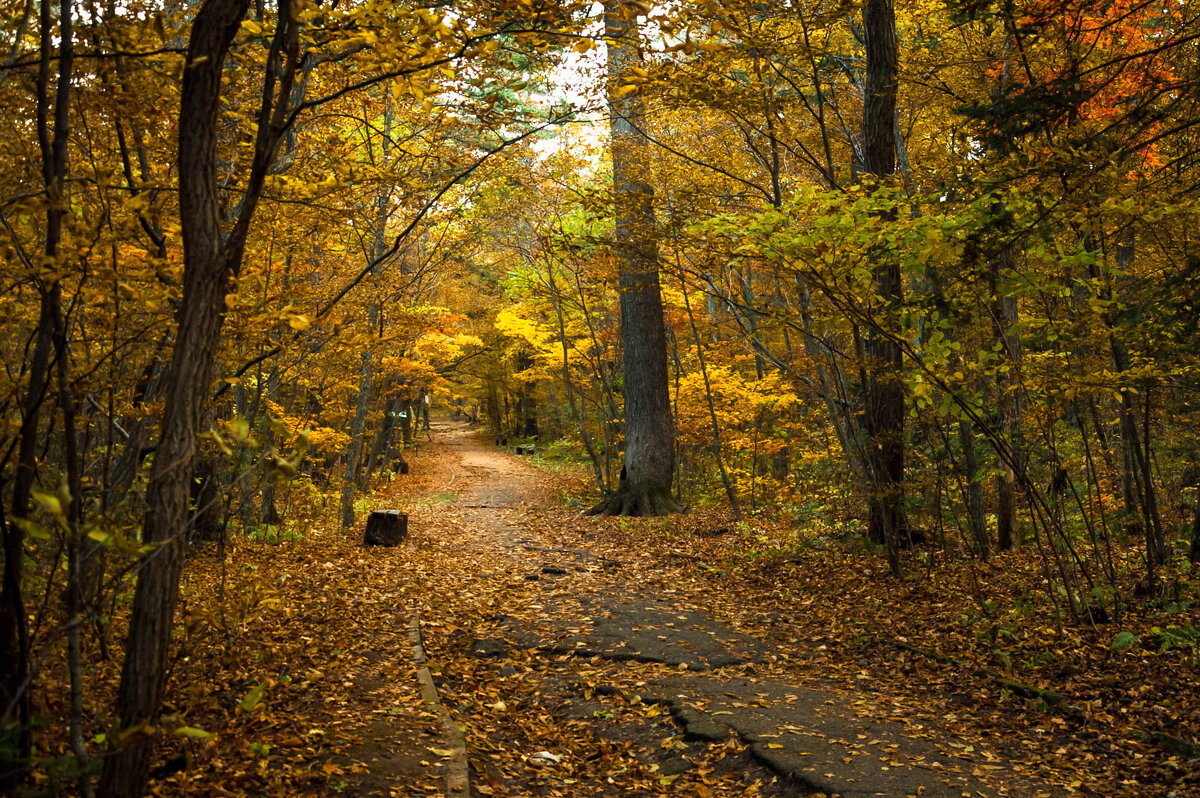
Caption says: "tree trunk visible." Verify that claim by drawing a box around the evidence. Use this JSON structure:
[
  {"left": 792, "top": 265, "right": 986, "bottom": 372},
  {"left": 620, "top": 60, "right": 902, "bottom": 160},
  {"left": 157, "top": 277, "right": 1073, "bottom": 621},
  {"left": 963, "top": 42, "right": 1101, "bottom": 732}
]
[
  {"left": 860, "top": 0, "right": 905, "bottom": 572},
  {"left": 588, "top": 0, "right": 678, "bottom": 516},
  {"left": 340, "top": 353, "right": 373, "bottom": 528},
  {"left": 486, "top": 383, "right": 501, "bottom": 440},
  {"left": 107, "top": 345, "right": 169, "bottom": 510},
  {"left": 98, "top": 0, "right": 295, "bottom": 791},
  {"left": 1190, "top": 492, "right": 1200, "bottom": 563},
  {"left": 362, "top": 394, "right": 401, "bottom": 488},
  {"left": 518, "top": 351, "right": 538, "bottom": 438},
  {"left": 53, "top": 283, "right": 93, "bottom": 797},
  {"left": 678, "top": 260, "right": 740, "bottom": 519},
  {"left": 1, "top": 0, "right": 74, "bottom": 784},
  {"left": 259, "top": 362, "right": 282, "bottom": 526},
  {"left": 399, "top": 393, "right": 414, "bottom": 446},
  {"left": 339, "top": 99, "right": 392, "bottom": 527},
  {"left": 989, "top": 226, "right": 1021, "bottom": 551},
  {"left": 959, "top": 418, "right": 988, "bottom": 557},
  {"left": 0, "top": 288, "right": 52, "bottom": 790},
  {"left": 189, "top": 457, "right": 222, "bottom": 541}
]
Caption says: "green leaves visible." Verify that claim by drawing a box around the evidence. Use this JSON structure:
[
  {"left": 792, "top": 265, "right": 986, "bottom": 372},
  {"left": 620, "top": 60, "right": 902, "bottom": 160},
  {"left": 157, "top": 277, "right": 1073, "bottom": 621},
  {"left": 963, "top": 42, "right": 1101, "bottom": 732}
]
[
  {"left": 1111, "top": 631, "right": 1139, "bottom": 652},
  {"left": 239, "top": 683, "right": 267, "bottom": 713},
  {"left": 230, "top": 415, "right": 251, "bottom": 443},
  {"left": 174, "top": 725, "right": 216, "bottom": 740}
]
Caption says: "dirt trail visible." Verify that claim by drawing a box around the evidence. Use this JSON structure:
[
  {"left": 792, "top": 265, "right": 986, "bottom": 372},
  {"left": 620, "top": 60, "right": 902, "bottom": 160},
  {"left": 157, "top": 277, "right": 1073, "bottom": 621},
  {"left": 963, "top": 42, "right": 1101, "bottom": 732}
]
[{"left": 371, "top": 421, "right": 1050, "bottom": 797}]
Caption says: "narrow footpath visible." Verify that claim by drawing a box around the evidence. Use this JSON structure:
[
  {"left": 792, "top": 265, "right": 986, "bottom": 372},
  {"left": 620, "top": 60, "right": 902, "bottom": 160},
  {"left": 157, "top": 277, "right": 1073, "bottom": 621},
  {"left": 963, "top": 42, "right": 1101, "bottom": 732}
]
[{"left": 363, "top": 420, "right": 1055, "bottom": 797}]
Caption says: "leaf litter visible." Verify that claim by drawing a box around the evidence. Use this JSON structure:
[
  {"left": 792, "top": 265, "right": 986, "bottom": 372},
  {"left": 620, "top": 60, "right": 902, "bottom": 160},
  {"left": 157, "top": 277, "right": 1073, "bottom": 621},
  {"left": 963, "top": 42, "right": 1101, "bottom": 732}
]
[{"left": 57, "top": 419, "right": 1199, "bottom": 797}]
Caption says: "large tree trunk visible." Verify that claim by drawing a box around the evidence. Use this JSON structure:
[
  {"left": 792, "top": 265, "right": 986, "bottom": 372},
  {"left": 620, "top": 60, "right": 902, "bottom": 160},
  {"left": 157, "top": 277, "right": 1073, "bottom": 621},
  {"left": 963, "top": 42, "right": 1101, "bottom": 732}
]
[
  {"left": 860, "top": 0, "right": 905, "bottom": 571},
  {"left": 98, "top": 0, "right": 295, "bottom": 791},
  {"left": 588, "top": 0, "right": 678, "bottom": 517}
]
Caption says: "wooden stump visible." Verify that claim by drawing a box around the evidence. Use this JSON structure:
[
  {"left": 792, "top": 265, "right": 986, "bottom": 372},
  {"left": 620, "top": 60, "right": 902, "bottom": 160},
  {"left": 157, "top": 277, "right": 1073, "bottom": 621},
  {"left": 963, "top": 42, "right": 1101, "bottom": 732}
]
[
  {"left": 515, "top": 444, "right": 535, "bottom": 455},
  {"left": 364, "top": 510, "right": 408, "bottom": 546}
]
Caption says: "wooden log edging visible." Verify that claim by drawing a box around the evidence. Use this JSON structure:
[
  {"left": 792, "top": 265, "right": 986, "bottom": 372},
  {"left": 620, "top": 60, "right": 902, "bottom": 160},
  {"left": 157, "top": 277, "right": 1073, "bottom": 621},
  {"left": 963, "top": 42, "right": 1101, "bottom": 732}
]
[{"left": 408, "top": 610, "right": 470, "bottom": 796}]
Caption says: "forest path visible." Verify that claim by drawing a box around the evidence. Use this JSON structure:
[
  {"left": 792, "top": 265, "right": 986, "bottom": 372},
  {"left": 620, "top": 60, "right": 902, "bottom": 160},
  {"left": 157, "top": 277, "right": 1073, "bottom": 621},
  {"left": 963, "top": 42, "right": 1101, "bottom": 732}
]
[{"left": 371, "top": 420, "right": 1042, "bottom": 797}]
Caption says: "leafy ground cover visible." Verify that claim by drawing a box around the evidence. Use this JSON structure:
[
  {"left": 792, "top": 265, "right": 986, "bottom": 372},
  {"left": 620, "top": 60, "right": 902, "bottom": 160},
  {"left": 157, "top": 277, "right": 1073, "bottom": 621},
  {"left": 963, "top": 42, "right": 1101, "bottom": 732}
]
[{"left": 31, "top": 421, "right": 1198, "bottom": 796}]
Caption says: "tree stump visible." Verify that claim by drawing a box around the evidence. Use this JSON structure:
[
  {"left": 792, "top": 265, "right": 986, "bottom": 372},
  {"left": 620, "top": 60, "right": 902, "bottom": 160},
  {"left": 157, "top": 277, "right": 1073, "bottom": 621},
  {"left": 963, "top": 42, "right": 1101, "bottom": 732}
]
[{"left": 364, "top": 510, "right": 408, "bottom": 546}]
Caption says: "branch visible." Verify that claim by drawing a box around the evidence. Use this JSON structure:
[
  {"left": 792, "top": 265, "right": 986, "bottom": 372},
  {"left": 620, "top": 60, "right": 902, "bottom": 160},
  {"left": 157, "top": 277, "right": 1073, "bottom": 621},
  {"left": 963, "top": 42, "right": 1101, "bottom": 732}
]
[{"left": 212, "top": 111, "right": 580, "bottom": 400}]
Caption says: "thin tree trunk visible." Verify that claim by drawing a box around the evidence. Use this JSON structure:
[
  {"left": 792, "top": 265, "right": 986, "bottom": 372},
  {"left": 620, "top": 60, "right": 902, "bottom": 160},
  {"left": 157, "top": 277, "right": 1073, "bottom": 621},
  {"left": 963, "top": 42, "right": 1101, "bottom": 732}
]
[
  {"left": 571, "top": 268, "right": 621, "bottom": 459},
  {"left": 549, "top": 270, "right": 607, "bottom": 491},
  {"left": 1190, "top": 492, "right": 1200, "bottom": 563},
  {"left": 340, "top": 97, "right": 392, "bottom": 526},
  {"left": 518, "top": 350, "right": 538, "bottom": 438},
  {"left": 860, "top": 0, "right": 905, "bottom": 574},
  {"left": 1100, "top": 232, "right": 1165, "bottom": 575},
  {"left": 678, "top": 259, "right": 740, "bottom": 519},
  {"left": 54, "top": 297, "right": 93, "bottom": 797},
  {"left": 363, "top": 394, "right": 401, "bottom": 487},
  {"left": 340, "top": 353, "right": 373, "bottom": 527},
  {"left": 959, "top": 418, "right": 988, "bottom": 557},
  {"left": 259, "top": 359, "right": 282, "bottom": 526},
  {"left": 990, "top": 236, "right": 1020, "bottom": 551},
  {"left": 399, "top": 392, "right": 413, "bottom": 446},
  {"left": 1, "top": 0, "right": 74, "bottom": 783}
]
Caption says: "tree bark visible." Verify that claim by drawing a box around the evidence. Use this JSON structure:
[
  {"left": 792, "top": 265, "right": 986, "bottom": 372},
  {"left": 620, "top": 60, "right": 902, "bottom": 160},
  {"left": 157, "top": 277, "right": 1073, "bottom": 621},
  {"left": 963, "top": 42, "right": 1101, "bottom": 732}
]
[
  {"left": 518, "top": 350, "right": 538, "bottom": 438},
  {"left": 340, "top": 352, "right": 373, "bottom": 527},
  {"left": 362, "top": 394, "right": 400, "bottom": 488},
  {"left": 1, "top": 0, "right": 73, "bottom": 784},
  {"left": 990, "top": 231, "right": 1021, "bottom": 551},
  {"left": 1190, "top": 492, "right": 1200, "bottom": 564},
  {"left": 548, "top": 267, "right": 608, "bottom": 491},
  {"left": 339, "top": 99, "right": 392, "bottom": 526},
  {"left": 860, "top": 0, "right": 905, "bottom": 572},
  {"left": 959, "top": 418, "right": 989, "bottom": 557},
  {"left": 588, "top": 0, "right": 678, "bottom": 516},
  {"left": 98, "top": 0, "right": 295, "bottom": 791}
]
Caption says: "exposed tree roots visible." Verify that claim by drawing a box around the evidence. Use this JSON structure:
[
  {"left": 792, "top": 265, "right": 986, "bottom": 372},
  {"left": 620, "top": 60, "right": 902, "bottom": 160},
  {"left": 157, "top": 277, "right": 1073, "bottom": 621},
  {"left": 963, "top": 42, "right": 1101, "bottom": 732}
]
[{"left": 586, "top": 486, "right": 682, "bottom": 517}]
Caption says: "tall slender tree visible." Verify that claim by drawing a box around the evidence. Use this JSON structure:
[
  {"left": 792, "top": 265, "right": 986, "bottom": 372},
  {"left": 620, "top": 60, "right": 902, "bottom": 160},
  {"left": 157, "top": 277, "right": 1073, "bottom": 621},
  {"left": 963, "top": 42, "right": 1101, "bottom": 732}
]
[
  {"left": 98, "top": 0, "right": 298, "bottom": 792},
  {"left": 860, "top": 0, "right": 905, "bottom": 570},
  {"left": 0, "top": 0, "right": 73, "bottom": 785},
  {"left": 588, "top": 0, "right": 679, "bottom": 516}
]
